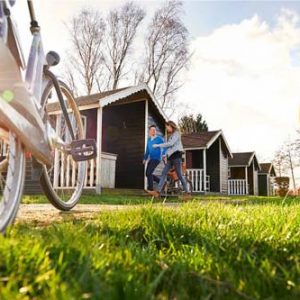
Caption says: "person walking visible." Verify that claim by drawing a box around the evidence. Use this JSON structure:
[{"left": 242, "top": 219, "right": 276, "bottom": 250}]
[
  {"left": 143, "top": 125, "right": 166, "bottom": 191},
  {"left": 148, "top": 121, "right": 189, "bottom": 198}
]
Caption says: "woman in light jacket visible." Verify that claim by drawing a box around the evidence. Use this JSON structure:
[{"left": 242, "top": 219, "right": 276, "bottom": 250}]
[{"left": 147, "top": 120, "right": 189, "bottom": 197}]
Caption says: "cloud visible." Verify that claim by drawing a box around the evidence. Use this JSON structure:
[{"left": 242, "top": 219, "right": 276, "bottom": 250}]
[{"left": 178, "top": 8, "right": 300, "bottom": 161}]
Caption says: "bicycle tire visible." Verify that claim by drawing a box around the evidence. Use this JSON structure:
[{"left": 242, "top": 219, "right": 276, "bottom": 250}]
[
  {"left": 40, "top": 80, "right": 87, "bottom": 211},
  {"left": 0, "top": 131, "right": 25, "bottom": 233}
]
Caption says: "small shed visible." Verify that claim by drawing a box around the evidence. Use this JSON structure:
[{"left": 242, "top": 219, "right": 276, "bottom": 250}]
[
  {"left": 182, "top": 130, "right": 232, "bottom": 194},
  {"left": 25, "top": 84, "right": 167, "bottom": 194},
  {"left": 228, "top": 152, "right": 260, "bottom": 195},
  {"left": 258, "top": 163, "right": 276, "bottom": 196}
]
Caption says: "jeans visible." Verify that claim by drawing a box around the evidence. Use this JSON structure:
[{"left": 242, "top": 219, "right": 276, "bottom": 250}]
[
  {"left": 157, "top": 158, "right": 188, "bottom": 193},
  {"left": 146, "top": 159, "right": 160, "bottom": 191}
]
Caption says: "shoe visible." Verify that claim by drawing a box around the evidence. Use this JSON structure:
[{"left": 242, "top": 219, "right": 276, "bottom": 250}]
[{"left": 147, "top": 190, "right": 160, "bottom": 198}]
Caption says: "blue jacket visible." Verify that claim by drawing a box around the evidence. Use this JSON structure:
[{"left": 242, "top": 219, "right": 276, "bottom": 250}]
[{"left": 144, "top": 136, "right": 166, "bottom": 161}]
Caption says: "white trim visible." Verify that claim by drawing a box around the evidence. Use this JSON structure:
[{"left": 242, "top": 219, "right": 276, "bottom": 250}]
[
  {"left": 48, "top": 103, "right": 99, "bottom": 115},
  {"left": 48, "top": 83, "right": 168, "bottom": 121},
  {"left": 144, "top": 99, "right": 149, "bottom": 190},
  {"left": 184, "top": 147, "right": 206, "bottom": 151},
  {"left": 206, "top": 130, "right": 233, "bottom": 158},
  {"left": 245, "top": 166, "right": 248, "bottom": 194},
  {"left": 81, "top": 115, "right": 87, "bottom": 137},
  {"left": 106, "top": 98, "right": 146, "bottom": 107},
  {"left": 230, "top": 164, "right": 250, "bottom": 168},
  {"left": 230, "top": 152, "right": 259, "bottom": 168},
  {"left": 100, "top": 83, "right": 168, "bottom": 121},
  {"left": 219, "top": 138, "right": 222, "bottom": 193},
  {"left": 203, "top": 149, "right": 207, "bottom": 193},
  {"left": 259, "top": 163, "right": 276, "bottom": 176},
  {"left": 95, "top": 107, "right": 103, "bottom": 194}
]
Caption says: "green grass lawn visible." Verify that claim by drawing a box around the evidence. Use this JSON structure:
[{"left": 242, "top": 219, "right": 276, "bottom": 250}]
[
  {"left": 1, "top": 197, "right": 300, "bottom": 299},
  {"left": 21, "top": 191, "right": 300, "bottom": 206}
]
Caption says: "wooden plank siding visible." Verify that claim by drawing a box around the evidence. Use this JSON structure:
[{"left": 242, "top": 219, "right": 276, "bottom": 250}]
[
  {"left": 247, "top": 162, "right": 254, "bottom": 195},
  {"left": 148, "top": 102, "right": 165, "bottom": 136},
  {"left": 220, "top": 140, "right": 229, "bottom": 194},
  {"left": 207, "top": 140, "right": 220, "bottom": 192},
  {"left": 258, "top": 174, "right": 268, "bottom": 196},
  {"left": 148, "top": 102, "right": 166, "bottom": 179},
  {"left": 23, "top": 158, "right": 43, "bottom": 195},
  {"left": 102, "top": 101, "right": 145, "bottom": 189},
  {"left": 230, "top": 167, "right": 246, "bottom": 179},
  {"left": 81, "top": 109, "right": 97, "bottom": 140},
  {"left": 253, "top": 168, "right": 259, "bottom": 195}
]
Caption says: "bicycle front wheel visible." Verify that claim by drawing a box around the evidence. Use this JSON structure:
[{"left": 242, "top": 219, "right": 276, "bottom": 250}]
[
  {"left": 0, "top": 128, "right": 25, "bottom": 233},
  {"left": 40, "top": 80, "right": 87, "bottom": 211}
]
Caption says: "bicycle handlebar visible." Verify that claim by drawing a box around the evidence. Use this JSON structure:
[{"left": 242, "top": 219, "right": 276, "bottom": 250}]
[{"left": 27, "top": 0, "right": 39, "bottom": 34}]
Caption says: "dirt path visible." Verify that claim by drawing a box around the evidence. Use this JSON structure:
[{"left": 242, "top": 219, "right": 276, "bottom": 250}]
[
  {"left": 16, "top": 204, "right": 136, "bottom": 225},
  {"left": 16, "top": 203, "right": 180, "bottom": 226}
]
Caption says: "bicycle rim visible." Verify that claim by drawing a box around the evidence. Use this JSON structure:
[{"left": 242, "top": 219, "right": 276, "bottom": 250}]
[
  {"left": 0, "top": 129, "right": 25, "bottom": 233},
  {"left": 40, "top": 81, "right": 87, "bottom": 211}
]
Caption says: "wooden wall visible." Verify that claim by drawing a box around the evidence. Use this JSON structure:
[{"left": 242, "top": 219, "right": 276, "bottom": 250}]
[
  {"left": 81, "top": 109, "right": 97, "bottom": 139},
  {"left": 23, "top": 158, "right": 43, "bottom": 195},
  {"left": 258, "top": 174, "right": 268, "bottom": 196},
  {"left": 220, "top": 140, "right": 229, "bottom": 194},
  {"left": 102, "top": 101, "right": 145, "bottom": 189},
  {"left": 148, "top": 102, "right": 165, "bottom": 136},
  {"left": 185, "top": 150, "right": 203, "bottom": 169},
  {"left": 230, "top": 167, "right": 246, "bottom": 179},
  {"left": 207, "top": 140, "right": 220, "bottom": 192},
  {"left": 148, "top": 102, "right": 166, "bottom": 179},
  {"left": 247, "top": 162, "right": 254, "bottom": 195}
]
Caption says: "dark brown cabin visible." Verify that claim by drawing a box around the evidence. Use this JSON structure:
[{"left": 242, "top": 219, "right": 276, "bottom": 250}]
[
  {"left": 25, "top": 84, "right": 167, "bottom": 194},
  {"left": 182, "top": 130, "right": 232, "bottom": 194},
  {"left": 228, "top": 152, "right": 260, "bottom": 195},
  {"left": 258, "top": 163, "right": 277, "bottom": 196}
]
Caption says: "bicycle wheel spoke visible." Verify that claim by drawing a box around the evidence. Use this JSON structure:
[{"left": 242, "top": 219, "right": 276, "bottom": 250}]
[{"left": 40, "top": 81, "right": 86, "bottom": 209}]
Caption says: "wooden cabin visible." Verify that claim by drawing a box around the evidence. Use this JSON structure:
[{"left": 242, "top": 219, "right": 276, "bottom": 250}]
[
  {"left": 258, "top": 163, "right": 276, "bottom": 196},
  {"left": 228, "top": 152, "right": 260, "bottom": 195},
  {"left": 182, "top": 130, "right": 232, "bottom": 194},
  {"left": 24, "top": 84, "right": 167, "bottom": 194}
]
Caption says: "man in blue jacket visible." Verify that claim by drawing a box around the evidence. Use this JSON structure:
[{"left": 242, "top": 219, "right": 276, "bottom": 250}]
[{"left": 143, "top": 125, "right": 165, "bottom": 191}]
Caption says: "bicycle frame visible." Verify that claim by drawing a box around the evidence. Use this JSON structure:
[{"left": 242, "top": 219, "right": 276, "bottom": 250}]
[{"left": 0, "top": 1, "right": 62, "bottom": 166}]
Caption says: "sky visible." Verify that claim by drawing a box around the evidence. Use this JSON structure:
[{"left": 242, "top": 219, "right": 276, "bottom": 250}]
[{"left": 9, "top": 0, "right": 300, "bottom": 179}]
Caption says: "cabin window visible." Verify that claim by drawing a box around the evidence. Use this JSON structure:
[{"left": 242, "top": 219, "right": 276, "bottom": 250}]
[{"left": 228, "top": 168, "right": 231, "bottom": 179}]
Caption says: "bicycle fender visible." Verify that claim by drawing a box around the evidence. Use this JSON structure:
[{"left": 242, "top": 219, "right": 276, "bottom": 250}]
[{"left": 0, "top": 97, "right": 52, "bottom": 166}]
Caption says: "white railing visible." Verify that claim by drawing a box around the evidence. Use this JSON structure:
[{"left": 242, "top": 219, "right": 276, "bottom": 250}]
[
  {"left": 228, "top": 179, "right": 248, "bottom": 195},
  {"left": 53, "top": 152, "right": 117, "bottom": 189},
  {"left": 0, "top": 140, "right": 9, "bottom": 158},
  {"left": 186, "top": 169, "right": 210, "bottom": 192}
]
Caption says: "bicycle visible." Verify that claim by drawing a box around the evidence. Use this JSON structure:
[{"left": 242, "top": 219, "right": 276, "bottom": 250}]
[
  {"left": 0, "top": 0, "right": 97, "bottom": 233},
  {"left": 161, "top": 163, "right": 193, "bottom": 197}
]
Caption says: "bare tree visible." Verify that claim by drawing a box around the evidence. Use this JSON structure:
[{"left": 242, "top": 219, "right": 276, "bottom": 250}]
[
  {"left": 273, "top": 142, "right": 297, "bottom": 192},
  {"left": 104, "top": 2, "right": 145, "bottom": 90},
  {"left": 141, "top": 0, "right": 189, "bottom": 113},
  {"left": 65, "top": 9, "right": 106, "bottom": 95},
  {"left": 273, "top": 149, "right": 288, "bottom": 177}
]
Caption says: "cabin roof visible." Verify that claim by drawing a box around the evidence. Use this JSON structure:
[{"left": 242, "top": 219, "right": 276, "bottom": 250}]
[
  {"left": 182, "top": 130, "right": 232, "bottom": 157},
  {"left": 229, "top": 152, "right": 260, "bottom": 169},
  {"left": 47, "top": 83, "right": 168, "bottom": 121},
  {"left": 259, "top": 163, "right": 276, "bottom": 176},
  {"left": 75, "top": 87, "right": 129, "bottom": 106}
]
